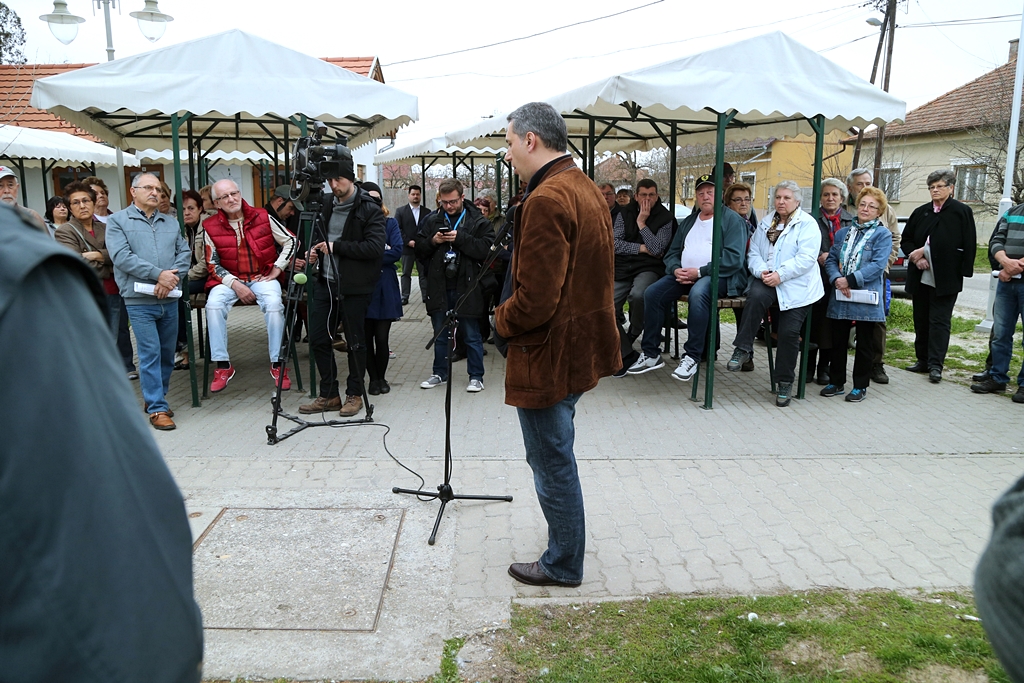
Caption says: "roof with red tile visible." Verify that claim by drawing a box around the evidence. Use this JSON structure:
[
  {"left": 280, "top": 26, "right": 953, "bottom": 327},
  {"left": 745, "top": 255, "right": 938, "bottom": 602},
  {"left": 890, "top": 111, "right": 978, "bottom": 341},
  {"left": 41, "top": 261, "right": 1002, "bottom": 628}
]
[
  {"left": 0, "top": 57, "right": 384, "bottom": 140},
  {"left": 861, "top": 57, "right": 1018, "bottom": 140}
]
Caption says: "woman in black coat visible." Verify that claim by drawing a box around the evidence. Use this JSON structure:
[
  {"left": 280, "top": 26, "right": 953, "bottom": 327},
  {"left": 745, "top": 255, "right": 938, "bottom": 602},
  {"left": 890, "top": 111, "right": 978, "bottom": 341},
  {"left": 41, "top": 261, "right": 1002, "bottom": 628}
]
[{"left": 901, "top": 168, "right": 977, "bottom": 383}]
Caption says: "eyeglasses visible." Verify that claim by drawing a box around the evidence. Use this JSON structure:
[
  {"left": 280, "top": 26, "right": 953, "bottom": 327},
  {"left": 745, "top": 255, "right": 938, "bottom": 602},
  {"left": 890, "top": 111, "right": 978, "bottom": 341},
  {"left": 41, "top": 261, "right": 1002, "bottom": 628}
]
[
  {"left": 217, "top": 190, "right": 241, "bottom": 202},
  {"left": 439, "top": 198, "right": 462, "bottom": 207},
  {"left": 928, "top": 183, "right": 949, "bottom": 191},
  {"left": 69, "top": 198, "right": 93, "bottom": 206},
  {"left": 730, "top": 196, "right": 752, "bottom": 204},
  {"left": 135, "top": 184, "right": 160, "bottom": 192}
]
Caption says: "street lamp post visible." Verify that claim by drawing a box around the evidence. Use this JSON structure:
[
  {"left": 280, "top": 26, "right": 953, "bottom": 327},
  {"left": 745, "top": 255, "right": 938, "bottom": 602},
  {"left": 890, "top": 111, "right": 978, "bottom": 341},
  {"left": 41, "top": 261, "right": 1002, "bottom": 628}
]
[{"left": 39, "top": 0, "right": 174, "bottom": 206}]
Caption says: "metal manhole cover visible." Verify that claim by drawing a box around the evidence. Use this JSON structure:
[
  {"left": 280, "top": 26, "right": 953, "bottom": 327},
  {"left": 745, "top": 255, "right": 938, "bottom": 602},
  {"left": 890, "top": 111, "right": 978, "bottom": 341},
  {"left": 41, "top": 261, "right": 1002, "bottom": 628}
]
[{"left": 193, "top": 507, "right": 404, "bottom": 631}]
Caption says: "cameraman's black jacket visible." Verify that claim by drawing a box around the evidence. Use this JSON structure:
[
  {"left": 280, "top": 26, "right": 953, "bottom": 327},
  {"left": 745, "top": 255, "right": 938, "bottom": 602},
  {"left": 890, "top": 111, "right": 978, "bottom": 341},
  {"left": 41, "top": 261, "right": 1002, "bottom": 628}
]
[
  {"left": 316, "top": 188, "right": 387, "bottom": 296},
  {"left": 415, "top": 199, "right": 495, "bottom": 317}
]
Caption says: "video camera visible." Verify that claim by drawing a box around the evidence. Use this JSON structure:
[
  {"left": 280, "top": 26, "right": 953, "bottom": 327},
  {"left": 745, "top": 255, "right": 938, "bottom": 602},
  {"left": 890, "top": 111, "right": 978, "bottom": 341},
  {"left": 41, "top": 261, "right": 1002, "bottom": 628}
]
[{"left": 290, "top": 120, "right": 352, "bottom": 206}]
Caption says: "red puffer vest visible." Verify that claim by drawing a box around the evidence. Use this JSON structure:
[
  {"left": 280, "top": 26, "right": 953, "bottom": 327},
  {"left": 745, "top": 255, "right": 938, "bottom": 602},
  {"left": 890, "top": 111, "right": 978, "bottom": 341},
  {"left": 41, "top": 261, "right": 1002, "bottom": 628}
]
[{"left": 203, "top": 201, "right": 277, "bottom": 289}]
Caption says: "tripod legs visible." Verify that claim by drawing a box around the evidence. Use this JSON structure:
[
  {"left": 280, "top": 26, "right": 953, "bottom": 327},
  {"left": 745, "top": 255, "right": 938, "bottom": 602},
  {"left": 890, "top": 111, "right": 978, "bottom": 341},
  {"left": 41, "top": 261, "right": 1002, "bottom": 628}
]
[{"left": 392, "top": 483, "right": 513, "bottom": 545}]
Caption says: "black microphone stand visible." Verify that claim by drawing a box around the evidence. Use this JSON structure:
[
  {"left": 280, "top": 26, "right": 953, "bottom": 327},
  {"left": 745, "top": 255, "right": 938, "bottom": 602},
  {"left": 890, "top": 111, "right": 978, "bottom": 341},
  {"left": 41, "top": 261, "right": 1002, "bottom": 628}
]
[
  {"left": 392, "top": 222, "right": 514, "bottom": 544},
  {"left": 266, "top": 187, "right": 374, "bottom": 445}
]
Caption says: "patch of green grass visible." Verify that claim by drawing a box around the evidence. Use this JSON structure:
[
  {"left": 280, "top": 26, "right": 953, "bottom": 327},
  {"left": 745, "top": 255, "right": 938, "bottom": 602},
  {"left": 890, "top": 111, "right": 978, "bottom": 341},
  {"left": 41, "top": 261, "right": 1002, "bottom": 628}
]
[
  {"left": 500, "top": 590, "right": 1005, "bottom": 683},
  {"left": 432, "top": 637, "right": 465, "bottom": 683},
  {"left": 975, "top": 246, "right": 994, "bottom": 272}
]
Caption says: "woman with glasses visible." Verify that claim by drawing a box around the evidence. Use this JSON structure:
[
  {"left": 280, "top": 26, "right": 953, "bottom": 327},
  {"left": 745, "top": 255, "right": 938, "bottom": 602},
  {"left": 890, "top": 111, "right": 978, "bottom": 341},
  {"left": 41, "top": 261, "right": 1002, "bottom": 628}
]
[
  {"left": 821, "top": 186, "right": 892, "bottom": 403},
  {"left": 724, "top": 182, "right": 757, "bottom": 234},
  {"left": 901, "top": 169, "right": 977, "bottom": 383},
  {"left": 43, "top": 196, "right": 69, "bottom": 238},
  {"left": 53, "top": 181, "right": 121, "bottom": 333}
]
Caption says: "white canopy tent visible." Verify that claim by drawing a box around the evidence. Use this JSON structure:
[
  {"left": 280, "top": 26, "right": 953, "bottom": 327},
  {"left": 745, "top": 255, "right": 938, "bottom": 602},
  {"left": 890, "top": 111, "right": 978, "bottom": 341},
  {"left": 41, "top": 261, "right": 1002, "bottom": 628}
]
[
  {"left": 30, "top": 29, "right": 419, "bottom": 409},
  {"left": 0, "top": 124, "right": 140, "bottom": 207},
  {"left": 447, "top": 31, "right": 906, "bottom": 408},
  {"left": 0, "top": 125, "right": 139, "bottom": 166},
  {"left": 30, "top": 29, "right": 418, "bottom": 154},
  {"left": 446, "top": 31, "right": 905, "bottom": 163}
]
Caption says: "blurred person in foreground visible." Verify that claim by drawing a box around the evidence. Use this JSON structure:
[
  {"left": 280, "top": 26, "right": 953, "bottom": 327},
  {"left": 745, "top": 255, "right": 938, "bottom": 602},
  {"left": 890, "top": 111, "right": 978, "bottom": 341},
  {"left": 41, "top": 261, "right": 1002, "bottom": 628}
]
[
  {"left": 0, "top": 202, "right": 203, "bottom": 682},
  {"left": 498, "top": 102, "right": 620, "bottom": 587}
]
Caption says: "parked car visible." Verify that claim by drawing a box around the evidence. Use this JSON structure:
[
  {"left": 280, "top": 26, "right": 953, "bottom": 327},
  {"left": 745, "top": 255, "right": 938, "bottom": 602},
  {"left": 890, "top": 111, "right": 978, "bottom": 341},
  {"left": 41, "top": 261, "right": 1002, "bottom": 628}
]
[{"left": 889, "top": 217, "right": 908, "bottom": 289}]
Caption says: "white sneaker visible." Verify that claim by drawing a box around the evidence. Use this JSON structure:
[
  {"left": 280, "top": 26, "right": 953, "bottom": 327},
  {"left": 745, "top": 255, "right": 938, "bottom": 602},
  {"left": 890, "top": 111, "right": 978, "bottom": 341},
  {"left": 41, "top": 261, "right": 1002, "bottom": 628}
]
[
  {"left": 467, "top": 379, "right": 484, "bottom": 393},
  {"left": 672, "top": 355, "right": 699, "bottom": 381},
  {"left": 626, "top": 352, "right": 665, "bottom": 375},
  {"left": 420, "top": 374, "right": 446, "bottom": 389}
]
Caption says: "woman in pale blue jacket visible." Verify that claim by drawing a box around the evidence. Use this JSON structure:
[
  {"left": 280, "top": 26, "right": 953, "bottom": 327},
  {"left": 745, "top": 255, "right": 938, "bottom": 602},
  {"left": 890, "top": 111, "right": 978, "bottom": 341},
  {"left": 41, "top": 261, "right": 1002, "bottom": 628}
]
[
  {"left": 821, "top": 186, "right": 893, "bottom": 403},
  {"left": 728, "top": 181, "right": 823, "bottom": 407}
]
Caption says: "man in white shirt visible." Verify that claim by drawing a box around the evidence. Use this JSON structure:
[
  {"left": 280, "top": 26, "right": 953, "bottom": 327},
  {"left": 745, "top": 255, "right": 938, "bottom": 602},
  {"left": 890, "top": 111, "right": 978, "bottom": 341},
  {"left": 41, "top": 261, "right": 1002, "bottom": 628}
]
[{"left": 627, "top": 174, "right": 749, "bottom": 381}]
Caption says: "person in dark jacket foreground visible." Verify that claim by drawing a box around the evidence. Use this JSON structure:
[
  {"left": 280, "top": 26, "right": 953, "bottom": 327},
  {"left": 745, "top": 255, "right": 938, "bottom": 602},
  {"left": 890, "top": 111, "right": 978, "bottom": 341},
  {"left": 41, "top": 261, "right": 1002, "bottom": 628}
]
[
  {"left": 976, "top": 473, "right": 1024, "bottom": 683},
  {"left": 0, "top": 203, "right": 203, "bottom": 682}
]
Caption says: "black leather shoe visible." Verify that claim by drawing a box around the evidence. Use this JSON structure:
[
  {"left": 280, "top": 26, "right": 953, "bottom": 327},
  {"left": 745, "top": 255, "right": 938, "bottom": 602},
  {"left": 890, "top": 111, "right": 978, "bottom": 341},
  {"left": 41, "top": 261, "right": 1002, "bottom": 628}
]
[
  {"left": 904, "top": 362, "right": 928, "bottom": 373},
  {"left": 379, "top": 380, "right": 391, "bottom": 394},
  {"left": 401, "top": 297, "right": 409, "bottom": 305},
  {"left": 971, "top": 377, "right": 1006, "bottom": 394},
  {"left": 508, "top": 561, "right": 581, "bottom": 587},
  {"left": 871, "top": 364, "right": 889, "bottom": 384},
  {"left": 929, "top": 368, "right": 942, "bottom": 383},
  {"left": 972, "top": 370, "right": 991, "bottom": 382},
  {"left": 368, "top": 380, "right": 381, "bottom": 395}
]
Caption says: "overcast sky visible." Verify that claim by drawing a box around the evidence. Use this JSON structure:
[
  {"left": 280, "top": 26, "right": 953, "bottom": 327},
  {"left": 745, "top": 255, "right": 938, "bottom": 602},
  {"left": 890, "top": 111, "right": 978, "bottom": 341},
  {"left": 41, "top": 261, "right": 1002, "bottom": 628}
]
[{"left": 10, "top": 0, "right": 1024, "bottom": 148}]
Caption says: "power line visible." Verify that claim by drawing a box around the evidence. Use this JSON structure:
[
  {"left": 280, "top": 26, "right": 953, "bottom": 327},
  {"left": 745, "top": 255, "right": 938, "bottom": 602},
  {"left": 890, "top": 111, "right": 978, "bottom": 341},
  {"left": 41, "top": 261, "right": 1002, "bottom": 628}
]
[
  {"left": 383, "top": 0, "right": 664, "bottom": 67},
  {"left": 390, "top": 2, "right": 861, "bottom": 83}
]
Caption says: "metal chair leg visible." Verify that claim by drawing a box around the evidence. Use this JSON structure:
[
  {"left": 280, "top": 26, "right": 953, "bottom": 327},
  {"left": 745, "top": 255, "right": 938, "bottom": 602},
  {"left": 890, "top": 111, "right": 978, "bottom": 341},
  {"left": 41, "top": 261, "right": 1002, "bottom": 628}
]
[{"left": 765, "top": 319, "right": 776, "bottom": 393}]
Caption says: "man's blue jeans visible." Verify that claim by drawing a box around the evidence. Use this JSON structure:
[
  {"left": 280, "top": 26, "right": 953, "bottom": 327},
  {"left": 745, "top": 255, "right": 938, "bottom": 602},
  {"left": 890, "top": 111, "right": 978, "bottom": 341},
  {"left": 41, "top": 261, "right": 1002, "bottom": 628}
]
[
  {"left": 430, "top": 289, "right": 484, "bottom": 381},
  {"left": 517, "top": 392, "right": 585, "bottom": 584},
  {"left": 126, "top": 303, "right": 177, "bottom": 414},
  {"left": 640, "top": 274, "right": 728, "bottom": 361},
  {"left": 990, "top": 278, "right": 1024, "bottom": 386}
]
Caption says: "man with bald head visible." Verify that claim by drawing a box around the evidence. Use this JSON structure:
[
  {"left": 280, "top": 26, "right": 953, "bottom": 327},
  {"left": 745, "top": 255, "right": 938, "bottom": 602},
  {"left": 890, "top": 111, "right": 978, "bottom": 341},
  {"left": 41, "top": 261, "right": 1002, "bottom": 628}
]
[
  {"left": 203, "top": 178, "right": 297, "bottom": 393},
  {"left": 105, "top": 173, "right": 191, "bottom": 430}
]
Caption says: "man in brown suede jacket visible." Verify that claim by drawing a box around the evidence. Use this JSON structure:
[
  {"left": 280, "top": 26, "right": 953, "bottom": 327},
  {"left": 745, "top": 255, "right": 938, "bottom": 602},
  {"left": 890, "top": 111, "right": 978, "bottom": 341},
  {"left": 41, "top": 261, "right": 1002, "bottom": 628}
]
[{"left": 496, "top": 102, "right": 620, "bottom": 588}]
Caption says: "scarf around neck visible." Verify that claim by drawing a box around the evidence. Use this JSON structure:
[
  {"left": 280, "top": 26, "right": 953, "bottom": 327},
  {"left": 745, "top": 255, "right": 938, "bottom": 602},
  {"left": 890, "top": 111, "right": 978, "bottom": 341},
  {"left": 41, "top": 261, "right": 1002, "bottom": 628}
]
[{"left": 838, "top": 218, "right": 881, "bottom": 276}]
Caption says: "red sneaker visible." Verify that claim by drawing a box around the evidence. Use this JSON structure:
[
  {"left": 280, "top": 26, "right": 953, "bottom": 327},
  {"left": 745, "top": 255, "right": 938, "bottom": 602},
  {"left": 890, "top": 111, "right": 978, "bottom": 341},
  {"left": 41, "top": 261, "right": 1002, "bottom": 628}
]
[
  {"left": 210, "top": 365, "right": 235, "bottom": 392},
  {"left": 270, "top": 365, "right": 291, "bottom": 391}
]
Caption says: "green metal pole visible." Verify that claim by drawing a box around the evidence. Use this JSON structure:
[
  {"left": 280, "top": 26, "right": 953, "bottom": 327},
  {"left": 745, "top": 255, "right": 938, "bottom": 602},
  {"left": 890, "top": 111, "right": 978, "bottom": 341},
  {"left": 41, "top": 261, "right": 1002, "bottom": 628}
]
[
  {"left": 172, "top": 112, "right": 201, "bottom": 408},
  {"left": 799, "top": 114, "right": 826, "bottom": 400},
  {"left": 669, "top": 123, "right": 677, "bottom": 214},
  {"left": 703, "top": 109, "right": 738, "bottom": 410}
]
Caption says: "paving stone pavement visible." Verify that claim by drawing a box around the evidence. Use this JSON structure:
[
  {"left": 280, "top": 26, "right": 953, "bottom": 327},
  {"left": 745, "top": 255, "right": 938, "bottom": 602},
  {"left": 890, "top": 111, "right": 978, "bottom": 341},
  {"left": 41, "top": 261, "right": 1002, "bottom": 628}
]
[{"left": 135, "top": 285, "right": 1024, "bottom": 681}]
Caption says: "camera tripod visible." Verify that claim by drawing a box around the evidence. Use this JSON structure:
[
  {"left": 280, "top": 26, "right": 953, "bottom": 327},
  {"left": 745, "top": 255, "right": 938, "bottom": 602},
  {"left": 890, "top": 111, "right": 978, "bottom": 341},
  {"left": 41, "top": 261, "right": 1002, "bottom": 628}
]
[
  {"left": 393, "top": 221, "right": 514, "bottom": 544},
  {"left": 266, "top": 193, "right": 374, "bottom": 445}
]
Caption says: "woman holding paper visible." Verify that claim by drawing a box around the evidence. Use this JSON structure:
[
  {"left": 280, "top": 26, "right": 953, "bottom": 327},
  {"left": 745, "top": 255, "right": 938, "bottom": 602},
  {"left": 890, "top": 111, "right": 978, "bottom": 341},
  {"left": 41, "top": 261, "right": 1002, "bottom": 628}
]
[{"left": 822, "top": 186, "right": 893, "bottom": 403}]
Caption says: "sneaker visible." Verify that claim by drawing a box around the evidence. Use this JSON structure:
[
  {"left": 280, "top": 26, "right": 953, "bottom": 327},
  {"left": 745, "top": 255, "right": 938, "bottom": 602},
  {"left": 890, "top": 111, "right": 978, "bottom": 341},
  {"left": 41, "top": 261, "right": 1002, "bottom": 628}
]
[
  {"left": 727, "top": 348, "right": 752, "bottom": 372},
  {"left": 671, "top": 355, "right": 699, "bottom": 382},
  {"left": 467, "top": 379, "right": 484, "bottom": 393},
  {"left": 776, "top": 381, "right": 792, "bottom": 407},
  {"left": 210, "top": 365, "right": 235, "bottom": 393},
  {"left": 420, "top": 374, "right": 446, "bottom": 389},
  {"left": 871, "top": 364, "right": 889, "bottom": 384},
  {"left": 127, "top": 370, "right": 139, "bottom": 381},
  {"left": 339, "top": 394, "right": 363, "bottom": 417},
  {"left": 270, "top": 365, "right": 291, "bottom": 391},
  {"left": 298, "top": 395, "right": 342, "bottom": 414},
  {"left": 1014, "top": 386, "right": 1024, "bottom": 404},
  {"left": 845, "top": 388, "right": 867, "bottom": 402},
  {"left": 971, "top": 377, "right": 1007, "bottom": 394},
  {"left": 616, "top": 351, "right": 639, "bottom": 378},
  {"left": 820, "top": 384, "right": 845, "bottom": 397},
  {"left": 389, "top": 349, "right": 397, "bottom": 360},
  {"left": 627, "top": 352, "right": 664, "bottom": 375}
]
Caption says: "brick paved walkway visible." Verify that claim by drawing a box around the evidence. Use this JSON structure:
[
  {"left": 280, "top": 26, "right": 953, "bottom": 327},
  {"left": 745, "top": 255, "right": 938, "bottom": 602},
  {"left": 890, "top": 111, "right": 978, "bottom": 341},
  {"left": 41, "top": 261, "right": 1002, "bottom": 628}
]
[{"left": 138, "top": 287, "right": 1024, "bottom": 680}]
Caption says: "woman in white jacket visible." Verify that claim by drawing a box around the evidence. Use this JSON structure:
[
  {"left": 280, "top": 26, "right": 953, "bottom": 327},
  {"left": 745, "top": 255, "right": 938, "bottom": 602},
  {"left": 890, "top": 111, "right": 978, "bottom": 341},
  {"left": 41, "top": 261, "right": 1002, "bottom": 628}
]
[{"left": 727, "top": 181, "right": 823, "bottom": 406}]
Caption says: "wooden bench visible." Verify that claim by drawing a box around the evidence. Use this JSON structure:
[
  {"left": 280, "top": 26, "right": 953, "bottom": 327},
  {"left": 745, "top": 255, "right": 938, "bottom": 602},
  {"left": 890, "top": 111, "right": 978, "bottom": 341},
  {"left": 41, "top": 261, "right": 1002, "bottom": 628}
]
[{"left": 669, "top": 294, "right": 810, "bottom": 408}]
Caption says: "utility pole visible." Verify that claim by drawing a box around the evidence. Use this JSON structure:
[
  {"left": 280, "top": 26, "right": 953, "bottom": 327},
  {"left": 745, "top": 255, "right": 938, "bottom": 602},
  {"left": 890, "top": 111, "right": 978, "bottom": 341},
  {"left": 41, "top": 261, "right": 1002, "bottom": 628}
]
[
  {"left": 852, "top": 0, "right": 898, "bottom": 173},
  {"left": 872, "top": 0, "right": 898, "bottom": 185},
  {"left": 851, "top": 7, "right": 890, "bottom": 170}
]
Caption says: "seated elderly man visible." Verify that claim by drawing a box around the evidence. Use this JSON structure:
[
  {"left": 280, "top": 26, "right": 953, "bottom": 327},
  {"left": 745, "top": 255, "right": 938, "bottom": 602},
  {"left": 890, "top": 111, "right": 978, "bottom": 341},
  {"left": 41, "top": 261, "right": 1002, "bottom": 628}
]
[
  {"left": 628, "top": 173, "right": 748, "bottom": 381},
  {"left": 204, "top": 179, "right": 297, "bottom": 393},
  {"left": 614, "top": 179, "right": 676, "bottom": 371}
]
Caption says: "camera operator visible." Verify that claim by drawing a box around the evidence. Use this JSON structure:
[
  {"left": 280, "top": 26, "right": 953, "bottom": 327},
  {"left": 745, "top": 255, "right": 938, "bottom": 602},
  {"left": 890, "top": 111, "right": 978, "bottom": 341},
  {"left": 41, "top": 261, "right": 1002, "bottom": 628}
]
[
  {"left": 415, "top": 178, "right": 495, "bottom": 392},
  {"left": 301, "top": 160, "right": 386, "bottom": 418}
]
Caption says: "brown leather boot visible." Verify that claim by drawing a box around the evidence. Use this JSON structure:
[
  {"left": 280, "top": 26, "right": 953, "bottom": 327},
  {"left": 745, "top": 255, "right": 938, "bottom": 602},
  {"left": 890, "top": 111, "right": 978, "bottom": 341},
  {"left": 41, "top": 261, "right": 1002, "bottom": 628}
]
[
  {"left": 298, "top": 395, "right": 342, "bottom": 414},
  {"left": 339, "top": 395, "right": 363, "bottom": 417}
]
